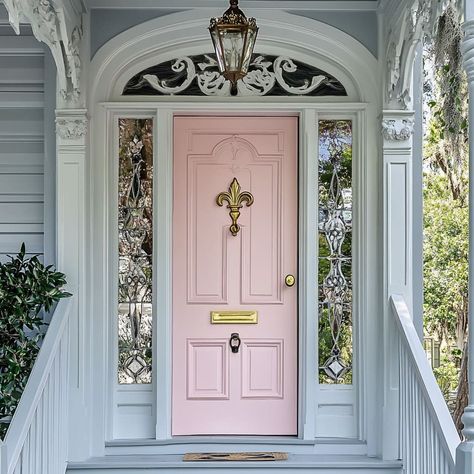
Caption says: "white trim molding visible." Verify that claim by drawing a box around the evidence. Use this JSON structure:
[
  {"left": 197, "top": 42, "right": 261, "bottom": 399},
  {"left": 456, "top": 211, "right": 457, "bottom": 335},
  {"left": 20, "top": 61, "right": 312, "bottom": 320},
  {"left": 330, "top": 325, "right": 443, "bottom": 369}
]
[
  {"left": 83, "top": 8, "right": 380, "bottom": 459},
  {"left": 3, "top": 0, "right": 85, "bottom": 100},
  {"left": 89, "top": 9, "right": 379, "bottom": 104},
  {"left": 381, "top": 109, "right": 415, "bottom": 461},
  {"left": 56, "top": 107, "right": 90, "bottom": 461},
  {"left": 456, "top": 16, "right": 474, "bottom": 474}
]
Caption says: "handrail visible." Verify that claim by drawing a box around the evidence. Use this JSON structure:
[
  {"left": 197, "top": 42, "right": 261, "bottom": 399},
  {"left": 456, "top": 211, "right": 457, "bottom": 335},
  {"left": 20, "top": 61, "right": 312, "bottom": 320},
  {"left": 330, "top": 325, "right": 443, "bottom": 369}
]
[
  {"left": 390, "top": 294, "right": 460, "bottom": 471},
  {"left": 2, "top": 297, "right": 73, "bottom": 474}
]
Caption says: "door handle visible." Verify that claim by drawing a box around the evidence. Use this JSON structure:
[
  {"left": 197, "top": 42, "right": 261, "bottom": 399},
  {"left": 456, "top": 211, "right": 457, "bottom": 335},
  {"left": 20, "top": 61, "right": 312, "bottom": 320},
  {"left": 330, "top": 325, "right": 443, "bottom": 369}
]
[
  {"left": 229, "top": 333, "right": 241, "bottom": 353},
  {"left": 285, "top": 274, "right": 296, "bottom": 287}
]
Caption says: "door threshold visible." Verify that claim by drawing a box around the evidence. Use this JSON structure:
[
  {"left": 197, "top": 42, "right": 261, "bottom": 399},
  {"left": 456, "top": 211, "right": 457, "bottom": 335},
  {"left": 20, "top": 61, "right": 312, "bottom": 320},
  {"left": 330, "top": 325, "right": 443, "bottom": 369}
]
[{"left": 106, "top": 437, "right": 317, "bottom": 447}]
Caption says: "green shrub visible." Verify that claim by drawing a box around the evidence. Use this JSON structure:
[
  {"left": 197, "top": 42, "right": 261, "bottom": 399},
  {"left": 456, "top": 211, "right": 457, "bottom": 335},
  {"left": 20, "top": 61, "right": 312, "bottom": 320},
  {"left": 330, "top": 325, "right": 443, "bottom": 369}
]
[{"left": 0, "top": 244, "right": 71, "bottom": 439}]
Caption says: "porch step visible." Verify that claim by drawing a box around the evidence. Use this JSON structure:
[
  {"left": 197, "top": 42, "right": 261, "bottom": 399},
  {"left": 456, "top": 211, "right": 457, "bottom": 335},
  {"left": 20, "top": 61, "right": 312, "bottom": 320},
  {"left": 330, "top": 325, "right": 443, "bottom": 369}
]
[{"left": 67, "top": 454, "right": 403, "bottom": 473}]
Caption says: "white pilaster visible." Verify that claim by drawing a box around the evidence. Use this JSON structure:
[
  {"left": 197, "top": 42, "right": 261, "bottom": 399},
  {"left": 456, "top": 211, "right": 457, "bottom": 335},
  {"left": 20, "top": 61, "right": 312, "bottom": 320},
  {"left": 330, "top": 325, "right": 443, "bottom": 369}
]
[
  {"left": 456, "top": 16, "right": 474, "bottom": 474},
  {"left": 381, "top": 110, "right": 414, "bottom": 460},
  {"left": 56, "top": 109, "right": 89, "bottom": 461}
]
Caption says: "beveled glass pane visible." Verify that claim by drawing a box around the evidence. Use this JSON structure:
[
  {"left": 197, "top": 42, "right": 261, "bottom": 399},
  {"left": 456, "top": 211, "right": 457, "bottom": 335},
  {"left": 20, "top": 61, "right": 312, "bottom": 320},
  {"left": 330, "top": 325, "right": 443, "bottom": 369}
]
[
  {"left": 219, "top": 27, "right": 245, "bottom": 72},
  {"left": 210, "top": 29, "right": 225, "bottom": 73},
  {"left": 318, "top": 120, "right": 353, "bottom": 385},
  {"left": 241, "top": 28, "right": 257, "bottom": 74},
  {"left": 118, "top": 118, "right": 153, "bottom": 384}
]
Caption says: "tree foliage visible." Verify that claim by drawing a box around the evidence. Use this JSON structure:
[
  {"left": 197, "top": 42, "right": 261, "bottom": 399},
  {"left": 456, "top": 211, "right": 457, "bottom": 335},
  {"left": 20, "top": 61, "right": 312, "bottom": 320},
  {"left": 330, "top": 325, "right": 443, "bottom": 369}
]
[{"left": 423, "top": 2, "right": 468, "bottom": 433}]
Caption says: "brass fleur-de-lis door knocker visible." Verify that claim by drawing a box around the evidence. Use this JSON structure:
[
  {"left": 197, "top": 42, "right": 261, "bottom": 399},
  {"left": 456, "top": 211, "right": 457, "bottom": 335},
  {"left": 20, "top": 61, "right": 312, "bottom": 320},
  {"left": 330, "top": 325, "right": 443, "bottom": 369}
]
[{"left": 216, "top": 177, "right": 254, "bottom": 236}]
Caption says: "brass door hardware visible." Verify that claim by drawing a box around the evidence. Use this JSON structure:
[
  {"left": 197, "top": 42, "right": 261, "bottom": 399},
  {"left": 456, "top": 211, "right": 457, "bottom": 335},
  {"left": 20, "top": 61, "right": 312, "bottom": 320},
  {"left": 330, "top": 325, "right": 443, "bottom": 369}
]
[
  {"left": 285, "top": 274, "right": 296, "bottom": 287},
  {"left": 216, "top": 177, "right": 254, "bottom": 236},
  {"left": 211, "top": 310, "right": 258, "bottom": 324}
]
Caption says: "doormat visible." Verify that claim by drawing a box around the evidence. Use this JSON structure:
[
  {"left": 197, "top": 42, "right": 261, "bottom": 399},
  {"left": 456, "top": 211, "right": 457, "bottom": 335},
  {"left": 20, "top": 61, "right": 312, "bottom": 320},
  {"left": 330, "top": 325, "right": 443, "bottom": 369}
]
[{"left": 183, "top": 452, "right": 288, "bottom": 462}]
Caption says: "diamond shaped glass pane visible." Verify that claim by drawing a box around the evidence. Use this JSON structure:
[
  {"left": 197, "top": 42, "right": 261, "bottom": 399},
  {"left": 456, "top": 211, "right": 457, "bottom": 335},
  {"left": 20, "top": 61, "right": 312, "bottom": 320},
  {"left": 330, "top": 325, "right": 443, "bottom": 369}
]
[
  {"left": 318, "top": 120, "right": 353, "bottom": 385},
  {"left": 118, "top": 118, "right": 153, "bottom": 384}
]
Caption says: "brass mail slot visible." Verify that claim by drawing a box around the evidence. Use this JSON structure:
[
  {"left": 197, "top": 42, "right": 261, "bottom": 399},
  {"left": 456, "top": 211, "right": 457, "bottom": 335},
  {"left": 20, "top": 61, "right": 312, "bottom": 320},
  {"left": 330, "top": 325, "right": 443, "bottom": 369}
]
[{"left": 210, "top": 310, "right": 258, "bottom": 324}]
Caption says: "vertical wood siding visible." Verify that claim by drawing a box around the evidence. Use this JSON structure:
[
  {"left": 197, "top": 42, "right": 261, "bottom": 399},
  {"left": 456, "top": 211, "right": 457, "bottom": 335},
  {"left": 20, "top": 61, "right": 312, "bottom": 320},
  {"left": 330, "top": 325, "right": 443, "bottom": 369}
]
[{"left": 0, "top": 6, "right": 47, "bottom": 262}]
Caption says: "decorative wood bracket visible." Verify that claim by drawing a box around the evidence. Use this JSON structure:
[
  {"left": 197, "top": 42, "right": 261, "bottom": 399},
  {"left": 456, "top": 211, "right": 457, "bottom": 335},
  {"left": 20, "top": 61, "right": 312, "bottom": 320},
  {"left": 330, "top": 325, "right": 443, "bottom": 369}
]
[
  {"left": 216, "top": 177, "right": 254, "bottom": 236},
  {"left": 3, "top": 0, "right": 85, "bottom": 101}
]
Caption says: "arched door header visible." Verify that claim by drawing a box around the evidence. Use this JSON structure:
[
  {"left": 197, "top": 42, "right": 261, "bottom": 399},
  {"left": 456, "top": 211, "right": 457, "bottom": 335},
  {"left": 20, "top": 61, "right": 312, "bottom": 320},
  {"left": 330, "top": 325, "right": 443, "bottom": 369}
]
[{"left": 89, "top": 9, "right": 379, "bottom": 104}]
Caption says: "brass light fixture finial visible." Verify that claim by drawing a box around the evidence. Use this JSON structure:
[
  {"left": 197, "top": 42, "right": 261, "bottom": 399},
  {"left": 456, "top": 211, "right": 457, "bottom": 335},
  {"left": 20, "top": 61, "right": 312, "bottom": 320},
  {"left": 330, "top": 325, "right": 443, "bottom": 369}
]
[{"left": 209, "top": 0, "right": 259, "bottom": 96}]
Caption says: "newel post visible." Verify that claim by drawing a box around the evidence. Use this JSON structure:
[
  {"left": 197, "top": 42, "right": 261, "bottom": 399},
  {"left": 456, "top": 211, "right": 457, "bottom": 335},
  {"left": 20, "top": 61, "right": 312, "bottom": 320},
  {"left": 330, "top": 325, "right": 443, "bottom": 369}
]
[
  {"left": 381, "top": 110, "right": 415, "bottom": 460},
  {"left": 56, "top": 109, "right": 89, "bottom": 461},
  {"left": 456, "top": 7, "right": 474, "bottom": 473}
]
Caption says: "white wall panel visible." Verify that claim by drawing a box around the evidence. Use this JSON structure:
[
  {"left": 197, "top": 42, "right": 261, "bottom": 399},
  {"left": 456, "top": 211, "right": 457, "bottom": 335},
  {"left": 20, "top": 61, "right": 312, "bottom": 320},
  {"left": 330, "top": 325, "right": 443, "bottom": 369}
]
[{"left": 0, "top": 10, "right": 48, "bottom": 262}]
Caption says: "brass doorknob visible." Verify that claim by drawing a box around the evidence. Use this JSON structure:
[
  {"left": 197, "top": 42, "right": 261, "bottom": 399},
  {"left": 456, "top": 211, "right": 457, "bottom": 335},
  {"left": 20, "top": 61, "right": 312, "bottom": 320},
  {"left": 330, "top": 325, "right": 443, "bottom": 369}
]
[{"left": 285, "top": 274, "right": 296, "bottom": 287}]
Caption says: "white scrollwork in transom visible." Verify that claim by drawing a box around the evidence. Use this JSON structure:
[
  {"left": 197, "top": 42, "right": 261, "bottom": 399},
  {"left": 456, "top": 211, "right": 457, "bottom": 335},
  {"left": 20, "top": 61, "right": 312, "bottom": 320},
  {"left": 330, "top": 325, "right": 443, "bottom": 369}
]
[{"left": 139, "top": 55, "right": 335, "bottom": 97}]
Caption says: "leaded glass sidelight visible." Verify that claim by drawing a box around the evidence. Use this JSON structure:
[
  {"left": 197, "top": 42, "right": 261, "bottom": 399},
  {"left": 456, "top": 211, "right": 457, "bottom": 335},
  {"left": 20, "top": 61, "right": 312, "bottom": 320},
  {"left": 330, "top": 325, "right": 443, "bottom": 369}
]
[
  {"left": 318, "top": 120, "right": 353, "bottom": 384},
  {"left": 118, "top": 118, "right": 153, "bottom": 384}
]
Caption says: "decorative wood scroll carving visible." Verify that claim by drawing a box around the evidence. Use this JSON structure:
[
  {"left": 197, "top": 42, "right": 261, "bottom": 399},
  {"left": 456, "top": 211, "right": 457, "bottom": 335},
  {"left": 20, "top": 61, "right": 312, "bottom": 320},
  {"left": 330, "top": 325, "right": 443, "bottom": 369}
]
[
  {"left": 381, "top": 118, "right": 414, "bottom": 141},
  {"left": 56, "top": 117, "right": 88, "bottom": 139},
  {"left": 123, "top": 53, "right": 347, "bottom": 97},
  {"left": 3, "top": 0, "right": 85, "bottom": 101},
  {"left": 384, "top": 0, "right": 448, "bottom": 108}
]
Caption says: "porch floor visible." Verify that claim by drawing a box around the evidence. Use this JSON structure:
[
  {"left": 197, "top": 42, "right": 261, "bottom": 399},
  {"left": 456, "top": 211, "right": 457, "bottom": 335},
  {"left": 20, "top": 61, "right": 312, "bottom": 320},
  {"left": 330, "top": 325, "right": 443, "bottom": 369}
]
[{"left": 67, "top": 454, "right": 403, "bottom": 473}]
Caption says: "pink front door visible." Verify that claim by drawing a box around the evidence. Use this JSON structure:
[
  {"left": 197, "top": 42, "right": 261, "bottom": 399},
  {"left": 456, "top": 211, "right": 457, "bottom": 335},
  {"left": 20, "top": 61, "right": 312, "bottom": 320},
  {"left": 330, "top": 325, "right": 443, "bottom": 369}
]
[{"left": 172, "top": 116, "right": 298, "bottom": 435}]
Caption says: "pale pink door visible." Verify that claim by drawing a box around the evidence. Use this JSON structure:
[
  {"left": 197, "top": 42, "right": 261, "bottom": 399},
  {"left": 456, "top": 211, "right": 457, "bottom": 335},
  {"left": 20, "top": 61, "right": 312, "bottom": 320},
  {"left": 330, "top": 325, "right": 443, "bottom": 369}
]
[{"left": 172, "top": 116, "right": 298, "bottom": 435}]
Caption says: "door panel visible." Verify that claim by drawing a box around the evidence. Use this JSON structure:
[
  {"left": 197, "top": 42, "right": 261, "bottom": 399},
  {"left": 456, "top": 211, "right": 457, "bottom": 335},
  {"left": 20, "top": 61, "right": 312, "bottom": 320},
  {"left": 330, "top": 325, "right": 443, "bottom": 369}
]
[{"left": 172, "top": 116, "right": 298, "bottom": 435}]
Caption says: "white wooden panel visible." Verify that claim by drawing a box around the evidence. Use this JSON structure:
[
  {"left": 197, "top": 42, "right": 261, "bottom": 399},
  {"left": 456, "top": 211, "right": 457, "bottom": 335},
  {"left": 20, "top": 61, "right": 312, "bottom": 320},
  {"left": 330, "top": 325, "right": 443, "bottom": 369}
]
[
  {"left": 0, "top": 29, "right": 46, "bottom": 258},
  {"left": 0, "top": 202, "right": 43, "bottom": 223},
  {"left": 0, "top": 195, "right": 43, "bottom": 202},
  {"left": 388, "top": 162, "right": 408, "bottom": 289},
  {"left": 0, "top": 56, "right": 44, "bottom": 85},
  {"left": 0, "top": 223, "right": 43, "bottom": 233},
  {"left": 0, "top": 109, "right": 44, "bottom": 136},
  {"left": 0, "top": 174, "right": 43, "bottom": 195},
  {"left": 316, "top": 385, "right": 357, "bottom": 438},
  {"left": 0, "top": 233, "right": 43, "bottom": 253},
  {"left": 0, "top": 91, "right": 44, "bottom": 108},
  {"left": 0, "top": 140, "right": 44, "bottom": 158},
  {"left": 115, "top": 386, "right": 155, "bottom": 439}
]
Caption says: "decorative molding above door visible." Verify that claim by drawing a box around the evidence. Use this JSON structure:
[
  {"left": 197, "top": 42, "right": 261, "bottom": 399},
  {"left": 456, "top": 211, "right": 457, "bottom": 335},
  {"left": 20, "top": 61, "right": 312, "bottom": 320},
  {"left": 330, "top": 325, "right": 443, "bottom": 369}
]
[{"left": 123, "top": 54, "right": 347, "bottom": 97}]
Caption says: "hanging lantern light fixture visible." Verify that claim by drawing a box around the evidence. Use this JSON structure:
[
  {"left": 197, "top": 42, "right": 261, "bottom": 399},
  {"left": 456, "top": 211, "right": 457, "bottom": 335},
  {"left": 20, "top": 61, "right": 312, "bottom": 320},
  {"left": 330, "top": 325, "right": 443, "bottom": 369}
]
[{"left": 209, "top": 0, "right": 259, "bottom": 96}]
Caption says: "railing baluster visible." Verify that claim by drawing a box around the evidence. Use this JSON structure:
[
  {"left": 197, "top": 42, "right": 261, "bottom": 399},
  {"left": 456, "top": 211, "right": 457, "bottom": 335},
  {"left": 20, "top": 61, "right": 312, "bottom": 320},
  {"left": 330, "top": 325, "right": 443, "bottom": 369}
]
[
  {"left": 390, "top": 295, "right": 459, "bottom": 474},
  {"left": 2, "top": 300, "right": 72, "bottom": 474}
]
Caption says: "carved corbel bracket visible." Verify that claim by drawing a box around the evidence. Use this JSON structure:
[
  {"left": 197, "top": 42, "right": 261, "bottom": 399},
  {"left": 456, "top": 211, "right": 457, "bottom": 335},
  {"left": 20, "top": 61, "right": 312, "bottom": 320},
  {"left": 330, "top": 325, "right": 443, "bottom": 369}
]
[
  {"left": 3, "top": 0, "right": 85, "bottom": 102},
  {"left": 384, "top": 0, "right": 450, "bottom": 109}
]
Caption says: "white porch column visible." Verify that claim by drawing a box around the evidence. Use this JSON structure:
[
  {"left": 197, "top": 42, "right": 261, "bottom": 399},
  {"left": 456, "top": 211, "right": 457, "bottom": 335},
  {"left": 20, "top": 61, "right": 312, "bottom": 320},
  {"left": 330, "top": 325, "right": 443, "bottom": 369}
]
[
  {"left": 56, "top": 109, "right": 89, "bottom": 461},
  {"left": 381, "top": 110, "right": 414, "bottom": 460},
  {"left": 456, "top": 6, "right": 474, "bottom": 473}
]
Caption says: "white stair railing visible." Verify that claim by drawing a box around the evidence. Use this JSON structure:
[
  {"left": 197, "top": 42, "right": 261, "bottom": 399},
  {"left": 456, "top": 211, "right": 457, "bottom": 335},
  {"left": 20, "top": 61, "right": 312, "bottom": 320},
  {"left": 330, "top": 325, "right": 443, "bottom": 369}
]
[
  {"left": 390, "top": 294, "right": 460, "bottom": 474},
  {"left": 1, "top": 298, "right": 73, "bottom": 474}
]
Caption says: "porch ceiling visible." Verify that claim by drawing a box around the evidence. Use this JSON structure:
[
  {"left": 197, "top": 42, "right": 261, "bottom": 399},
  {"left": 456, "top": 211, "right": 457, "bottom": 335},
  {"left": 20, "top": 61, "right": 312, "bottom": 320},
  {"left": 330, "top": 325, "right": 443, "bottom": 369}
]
[{"left": 85, "top": 0, "right": 378, "bottom": 11}]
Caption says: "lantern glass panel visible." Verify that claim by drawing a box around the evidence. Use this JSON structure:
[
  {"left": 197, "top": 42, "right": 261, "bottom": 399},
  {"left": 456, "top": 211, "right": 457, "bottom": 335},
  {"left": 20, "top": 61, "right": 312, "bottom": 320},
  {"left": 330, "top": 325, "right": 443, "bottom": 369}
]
[
  {"left": 241, "top": 27, "right": 257, "bottom": 74},
  {"left": 210, "top": 28, "right": 226, "bottom": 73},
  {"left": 218, "top": 26, "right": 246, "bottom": 73}
]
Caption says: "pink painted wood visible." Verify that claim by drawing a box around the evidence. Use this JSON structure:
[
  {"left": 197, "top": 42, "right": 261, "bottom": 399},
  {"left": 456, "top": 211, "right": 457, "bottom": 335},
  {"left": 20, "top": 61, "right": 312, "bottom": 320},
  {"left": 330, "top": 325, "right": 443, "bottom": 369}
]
[{"left": 172, "top": 116, "right": 298, "bottom": 435}]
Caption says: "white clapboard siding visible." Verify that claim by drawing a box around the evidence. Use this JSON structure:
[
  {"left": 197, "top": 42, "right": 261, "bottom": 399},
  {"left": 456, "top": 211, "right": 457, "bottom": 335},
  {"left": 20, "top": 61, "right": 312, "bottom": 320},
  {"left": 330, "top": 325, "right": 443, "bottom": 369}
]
[{"left": 0, "top": 6, "right": 46, "bottom": 262}]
